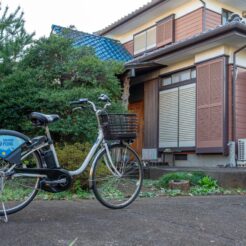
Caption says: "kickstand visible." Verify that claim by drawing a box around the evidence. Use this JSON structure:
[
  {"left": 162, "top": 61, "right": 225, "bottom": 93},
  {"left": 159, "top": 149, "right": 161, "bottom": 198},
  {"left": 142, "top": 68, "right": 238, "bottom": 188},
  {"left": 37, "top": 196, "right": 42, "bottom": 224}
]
[
  {"left": 0, "top": 202, "right": 8, "bottom": 223},
  {"left": 0, "top": 174, "right": 8, "bottom": 223}
]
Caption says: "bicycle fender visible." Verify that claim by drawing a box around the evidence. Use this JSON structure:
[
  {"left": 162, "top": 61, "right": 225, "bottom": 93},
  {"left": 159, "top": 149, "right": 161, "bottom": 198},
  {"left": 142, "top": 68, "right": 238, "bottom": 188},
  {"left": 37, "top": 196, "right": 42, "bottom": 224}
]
[{"left": 0, "top": 130, "right": 30, "bottom": 165}]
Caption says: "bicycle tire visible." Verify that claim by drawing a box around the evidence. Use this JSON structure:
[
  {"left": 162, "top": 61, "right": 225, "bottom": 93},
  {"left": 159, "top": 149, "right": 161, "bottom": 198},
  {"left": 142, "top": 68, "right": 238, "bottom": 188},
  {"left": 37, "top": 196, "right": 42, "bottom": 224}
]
[
  {"left": 92, "top": 143, "right": 143, "bottom": 209},
  {"left": 0, "top": 151, "right": 42, "bottom": 216}
]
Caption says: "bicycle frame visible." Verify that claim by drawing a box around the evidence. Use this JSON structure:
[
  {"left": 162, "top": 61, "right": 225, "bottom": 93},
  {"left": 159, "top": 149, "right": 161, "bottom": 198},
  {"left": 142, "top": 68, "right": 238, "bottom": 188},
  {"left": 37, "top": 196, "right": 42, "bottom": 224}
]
[
  {"left": 0, "top": 95, "right": 142, "bottom": 222},
  {"left": 15, "top": 99, "right": 117, "bottom": 179}
]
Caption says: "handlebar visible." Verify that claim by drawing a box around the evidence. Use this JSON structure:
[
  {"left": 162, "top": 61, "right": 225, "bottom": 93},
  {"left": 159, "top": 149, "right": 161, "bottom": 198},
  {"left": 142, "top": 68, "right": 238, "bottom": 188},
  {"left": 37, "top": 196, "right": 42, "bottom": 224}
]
[
  {"left": 70, "top": 98, "right": 88, "bottom": 106},
  {"left": 70, "top": 94, "right": 111, "bottom": 113}
]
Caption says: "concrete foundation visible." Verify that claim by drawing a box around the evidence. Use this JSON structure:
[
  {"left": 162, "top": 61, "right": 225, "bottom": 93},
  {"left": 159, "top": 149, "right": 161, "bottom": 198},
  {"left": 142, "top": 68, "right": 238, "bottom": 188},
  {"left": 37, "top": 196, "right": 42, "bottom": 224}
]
[
  {"left": 145, "top": 166, "right": 246, "bottom": 188},
  {"left": 164, "top": 153, "right": 230, "bottom": 167}
]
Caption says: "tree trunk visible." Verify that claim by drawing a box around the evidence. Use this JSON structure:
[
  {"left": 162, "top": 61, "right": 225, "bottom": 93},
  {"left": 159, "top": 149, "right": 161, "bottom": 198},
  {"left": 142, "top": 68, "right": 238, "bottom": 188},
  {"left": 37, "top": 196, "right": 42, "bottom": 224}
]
[{"left": 122, "top": 75, "right": 130, "bottom": 110}]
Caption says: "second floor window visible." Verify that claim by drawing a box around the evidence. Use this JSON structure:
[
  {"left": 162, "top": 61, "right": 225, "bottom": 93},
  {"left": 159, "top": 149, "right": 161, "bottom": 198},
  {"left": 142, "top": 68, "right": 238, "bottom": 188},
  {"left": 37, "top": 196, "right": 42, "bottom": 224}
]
[
  {"left": 222, "top": 9, "right": 233, "bottom": 25},
  {"left": 134, "top": 26, "right": 156, "bottom": 55}
]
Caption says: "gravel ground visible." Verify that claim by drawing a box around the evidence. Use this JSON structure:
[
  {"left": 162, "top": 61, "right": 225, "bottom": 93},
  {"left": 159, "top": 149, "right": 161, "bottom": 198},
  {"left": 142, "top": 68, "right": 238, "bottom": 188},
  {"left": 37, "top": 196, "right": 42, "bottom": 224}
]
[{"left": 1, "top": 196, "right": 246, "bottom": 246}]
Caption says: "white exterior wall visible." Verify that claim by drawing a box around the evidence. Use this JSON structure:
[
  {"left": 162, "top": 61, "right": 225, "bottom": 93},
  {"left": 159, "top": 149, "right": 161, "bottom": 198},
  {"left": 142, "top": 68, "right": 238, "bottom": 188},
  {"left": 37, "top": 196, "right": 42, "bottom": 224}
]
[
  {"left": 105, "top": 0, "right": 245, "bottom": 44},
  {"left": 112, "top": 0, "right": 202, "bottom": 43},
  {"left": 160, "top": 59, "right": 195, "bottom": 74}
]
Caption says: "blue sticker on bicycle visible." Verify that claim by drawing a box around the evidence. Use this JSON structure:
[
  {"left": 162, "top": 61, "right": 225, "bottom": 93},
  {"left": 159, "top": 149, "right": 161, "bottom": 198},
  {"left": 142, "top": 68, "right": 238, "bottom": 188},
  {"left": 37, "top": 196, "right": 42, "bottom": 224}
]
[{"left": 0, "top": 136, "right": 25, "bottom": 158}]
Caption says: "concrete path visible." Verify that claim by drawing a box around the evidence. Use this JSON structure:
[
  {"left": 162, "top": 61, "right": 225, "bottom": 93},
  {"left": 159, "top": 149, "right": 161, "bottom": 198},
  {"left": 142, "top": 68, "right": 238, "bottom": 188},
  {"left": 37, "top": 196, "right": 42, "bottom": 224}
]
[{"left": 1, "top": 196, "right": 246, "bottom": 246}]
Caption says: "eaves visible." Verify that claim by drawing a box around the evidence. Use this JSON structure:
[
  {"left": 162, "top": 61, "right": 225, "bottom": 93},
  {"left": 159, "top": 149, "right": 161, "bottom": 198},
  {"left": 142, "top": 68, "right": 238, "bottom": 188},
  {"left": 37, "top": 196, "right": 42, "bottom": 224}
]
[{"left": 125, "top": 22, "right": 246, "bottom": 65}]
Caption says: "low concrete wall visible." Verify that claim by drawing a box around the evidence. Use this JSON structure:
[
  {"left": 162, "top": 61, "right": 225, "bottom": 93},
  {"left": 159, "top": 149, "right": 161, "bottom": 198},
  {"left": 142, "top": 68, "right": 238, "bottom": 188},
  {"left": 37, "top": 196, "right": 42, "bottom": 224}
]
[
  {"left": 165, "top": 153, "right": 230, "bottom": 167},
  {"left": 145, "top": 166, "right": 246, "bottom": 188}
]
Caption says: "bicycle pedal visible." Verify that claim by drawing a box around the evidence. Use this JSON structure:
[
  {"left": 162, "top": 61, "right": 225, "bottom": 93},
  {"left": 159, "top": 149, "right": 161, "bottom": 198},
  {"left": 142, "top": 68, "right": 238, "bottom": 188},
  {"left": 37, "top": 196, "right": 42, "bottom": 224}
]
[{"left": 39, "top": 176, "right": 70, "bottom": 193}]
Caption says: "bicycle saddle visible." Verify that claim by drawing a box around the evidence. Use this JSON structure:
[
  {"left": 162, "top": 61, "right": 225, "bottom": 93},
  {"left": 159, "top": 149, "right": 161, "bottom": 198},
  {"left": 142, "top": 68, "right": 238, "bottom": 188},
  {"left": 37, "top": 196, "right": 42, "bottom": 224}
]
[{"left": 30, "top": 112, "right": 60, "bottom": 126}]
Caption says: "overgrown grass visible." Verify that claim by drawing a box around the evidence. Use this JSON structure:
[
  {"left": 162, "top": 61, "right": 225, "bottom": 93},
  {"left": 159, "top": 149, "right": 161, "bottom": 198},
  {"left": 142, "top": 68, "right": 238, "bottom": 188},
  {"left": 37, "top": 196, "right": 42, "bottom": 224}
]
[
  {"left": 0, "top": 187, "right": 91, "bottom": 202},
  {"left": 2, "top": 172, "right": 246, "bottom": 201},
  {"left": 140, "top": 172, "right": 246, "bottom": 198},
  {"left": 154, "top": 171, "right": 206, "bottom": 188},
  {"left": 36, "top": 190, "right": 91, "bottom": 200}
]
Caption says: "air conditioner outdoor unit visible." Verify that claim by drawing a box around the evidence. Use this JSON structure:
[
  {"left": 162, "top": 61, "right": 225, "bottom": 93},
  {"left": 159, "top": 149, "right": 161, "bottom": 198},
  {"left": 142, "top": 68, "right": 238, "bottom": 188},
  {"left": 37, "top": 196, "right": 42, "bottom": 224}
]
[{"left": 238, "top": 139, "right": 246, "bottom": 166}]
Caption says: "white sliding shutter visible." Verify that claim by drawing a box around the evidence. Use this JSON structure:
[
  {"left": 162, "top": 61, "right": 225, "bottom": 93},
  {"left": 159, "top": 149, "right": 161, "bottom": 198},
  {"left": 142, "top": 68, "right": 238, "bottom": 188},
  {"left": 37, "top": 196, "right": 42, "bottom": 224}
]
[
  {"left": 146, "top": 27, "right": 156, "bottom": 50},
  {"left": 179, "top": 84, "right": 196, "bottom": 147},
  {"left": 134, "top": 32, "right": 146, "bottom": 55},
  {"left": 159, "top": 88, "right": 178, "bottom": 148}
]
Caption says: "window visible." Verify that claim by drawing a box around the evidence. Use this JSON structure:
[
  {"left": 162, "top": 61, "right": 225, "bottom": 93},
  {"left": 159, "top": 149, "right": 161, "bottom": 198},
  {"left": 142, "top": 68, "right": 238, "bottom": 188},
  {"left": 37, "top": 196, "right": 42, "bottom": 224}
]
[
  {"left": 222, "top": 9, "right": 233, "bottom": 25},
  {"left": 146, "top": 27, "right": 156, "bottom": 50},
  {"left": 134, "top": 32, "right": 146, "bottom": 54},
  {"left": 159, "top": 84, "right": 196, "bottom": 148},
  {"left": 161, "top": 68, "right": 196, "bottom": 87},
  {"left": 159, "top": 68, "right": 197, "bottom": 149},
  {"left": 134, "top": 26, "right": 156, "bottom": 55},
  {"left": 163, "top": 77, "right": 172, "bottom": 86},
  {"left": 191, "top": 69, "right": 196, "bottom": 79}
]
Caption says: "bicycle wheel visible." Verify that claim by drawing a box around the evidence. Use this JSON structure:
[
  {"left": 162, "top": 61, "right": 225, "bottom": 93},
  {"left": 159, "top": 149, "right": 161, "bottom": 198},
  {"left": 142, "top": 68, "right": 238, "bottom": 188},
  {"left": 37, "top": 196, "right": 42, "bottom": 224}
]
[
  {"left": 92, "top": 143, "right": 143, "bottom": 209},
  {"left": 0, "top": 151, "right": 42, "bottom": 216}
]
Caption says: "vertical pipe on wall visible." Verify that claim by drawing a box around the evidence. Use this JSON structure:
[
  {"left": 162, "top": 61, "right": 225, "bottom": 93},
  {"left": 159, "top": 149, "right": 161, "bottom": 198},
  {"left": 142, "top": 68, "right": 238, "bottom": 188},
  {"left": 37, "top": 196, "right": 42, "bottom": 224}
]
[{"left": 199, "top": 0, "right": 206, "bottom": 32}]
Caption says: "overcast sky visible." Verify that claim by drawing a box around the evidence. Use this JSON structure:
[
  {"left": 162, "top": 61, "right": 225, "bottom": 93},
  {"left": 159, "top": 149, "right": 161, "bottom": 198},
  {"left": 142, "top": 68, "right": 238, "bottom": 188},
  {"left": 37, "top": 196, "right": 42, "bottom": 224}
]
[{"left": 2, "top": 0, "right": 150, "bottom": 38}]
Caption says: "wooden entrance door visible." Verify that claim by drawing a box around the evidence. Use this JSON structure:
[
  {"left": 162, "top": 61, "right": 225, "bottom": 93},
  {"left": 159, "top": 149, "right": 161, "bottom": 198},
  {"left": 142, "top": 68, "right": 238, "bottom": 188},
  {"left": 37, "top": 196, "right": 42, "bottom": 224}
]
[{"left": 128, "top": 101, "right": 144, "bottom": 156}]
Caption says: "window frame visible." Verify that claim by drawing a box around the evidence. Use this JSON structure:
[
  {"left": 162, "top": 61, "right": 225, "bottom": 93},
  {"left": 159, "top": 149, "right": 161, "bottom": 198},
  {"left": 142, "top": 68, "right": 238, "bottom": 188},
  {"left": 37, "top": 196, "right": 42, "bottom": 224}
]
[
  {"left": 133, "top": 25, "right": 157, "bottom": 55},
  {"left": 160, "top": 67, "right": 197, "bottom": 91},
  {"left": 158, "top": 67, "right": 197, "bottom": 151}
]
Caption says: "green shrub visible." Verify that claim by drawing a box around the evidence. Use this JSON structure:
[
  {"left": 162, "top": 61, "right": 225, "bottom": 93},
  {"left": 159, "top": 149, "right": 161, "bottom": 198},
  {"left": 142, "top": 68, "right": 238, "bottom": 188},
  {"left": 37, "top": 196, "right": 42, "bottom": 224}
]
[
  {"left": 0, "top": 35, "right": 124, "bottom": 143},
  {"left": 56, "top": 142, "right": 91, "bottom": 192},
  {"left": 198, "top": 176, "right": 218, "bottom": 189},
  {"left": 155, "top": 171, "right": 206, "bottom": 188}
]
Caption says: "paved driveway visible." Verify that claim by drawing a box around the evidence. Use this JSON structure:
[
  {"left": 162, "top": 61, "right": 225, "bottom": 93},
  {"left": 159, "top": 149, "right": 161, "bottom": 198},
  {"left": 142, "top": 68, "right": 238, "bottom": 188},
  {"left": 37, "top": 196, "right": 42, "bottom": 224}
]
[{"left": 1, "top": 196, "right": 246, "bottom": 246}]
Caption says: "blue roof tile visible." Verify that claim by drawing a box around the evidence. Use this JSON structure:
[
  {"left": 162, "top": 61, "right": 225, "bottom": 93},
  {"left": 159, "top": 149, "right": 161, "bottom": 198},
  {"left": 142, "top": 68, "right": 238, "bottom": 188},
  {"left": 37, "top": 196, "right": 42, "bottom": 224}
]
[{"left": 52, "top": 25, "right": 133, "bottom": 62}]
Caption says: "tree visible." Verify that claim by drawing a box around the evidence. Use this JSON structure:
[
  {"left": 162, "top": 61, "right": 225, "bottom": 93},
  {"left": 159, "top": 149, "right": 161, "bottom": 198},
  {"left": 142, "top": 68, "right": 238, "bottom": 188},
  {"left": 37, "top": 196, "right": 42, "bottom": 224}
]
[
  {"left": 0, "top": 35, "right": 124, "bottom": 143},
  {"left": 0, "top": 5, "right": 34, "bottom": 78}
]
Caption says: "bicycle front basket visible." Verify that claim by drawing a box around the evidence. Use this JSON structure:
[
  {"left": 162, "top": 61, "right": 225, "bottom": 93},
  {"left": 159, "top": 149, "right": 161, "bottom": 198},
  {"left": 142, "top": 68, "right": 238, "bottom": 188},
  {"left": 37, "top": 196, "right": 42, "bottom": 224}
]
[{"left": 99, "top": 113, "right": 138, "bottom": 141}]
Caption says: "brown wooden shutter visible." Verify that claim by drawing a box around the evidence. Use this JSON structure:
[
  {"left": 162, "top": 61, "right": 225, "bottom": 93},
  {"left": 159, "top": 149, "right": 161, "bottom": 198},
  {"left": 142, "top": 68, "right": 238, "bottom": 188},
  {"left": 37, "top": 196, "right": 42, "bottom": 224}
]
[
  {"left": 235, "top": 68, "right": 246, "bottom": 140},
  {"left": 156, "top": 15, "right": 174, "bottom": 48},
  {"left": 196, "top": 57, "right": 226, "bottom": 153}
]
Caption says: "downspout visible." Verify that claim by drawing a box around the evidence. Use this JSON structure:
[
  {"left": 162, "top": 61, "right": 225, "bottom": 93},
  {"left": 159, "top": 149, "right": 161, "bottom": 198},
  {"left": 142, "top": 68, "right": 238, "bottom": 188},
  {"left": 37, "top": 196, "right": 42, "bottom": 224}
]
[
  {"left": 199, "top": 0, "right": 206, "bottom": 32},
  {"left": 232, "top": 45, "right": 246, "bottom": 142}
]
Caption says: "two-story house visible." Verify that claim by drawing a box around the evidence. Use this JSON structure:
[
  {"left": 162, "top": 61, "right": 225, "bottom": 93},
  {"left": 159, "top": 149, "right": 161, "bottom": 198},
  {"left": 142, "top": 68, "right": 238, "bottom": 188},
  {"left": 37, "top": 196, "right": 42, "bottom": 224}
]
[{"left": 96, "top": 0, "right": 246, "bottom": 167}]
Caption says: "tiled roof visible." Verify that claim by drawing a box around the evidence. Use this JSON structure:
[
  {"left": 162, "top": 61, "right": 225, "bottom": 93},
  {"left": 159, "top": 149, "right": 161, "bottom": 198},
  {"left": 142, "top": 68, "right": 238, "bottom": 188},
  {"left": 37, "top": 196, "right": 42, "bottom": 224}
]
[{"left": 52, "top": 25, "right": 133, "bottom": 62}]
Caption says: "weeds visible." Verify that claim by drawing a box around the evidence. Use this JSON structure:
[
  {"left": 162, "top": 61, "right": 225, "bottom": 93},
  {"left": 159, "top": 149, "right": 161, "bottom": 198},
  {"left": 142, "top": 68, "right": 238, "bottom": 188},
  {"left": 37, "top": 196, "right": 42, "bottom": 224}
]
[
  {"left": 144, "top": 172, "right": 246, "bottom": 197},
  {"left": 154, "top": 171, "right": 206, "bottom": 188}
]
